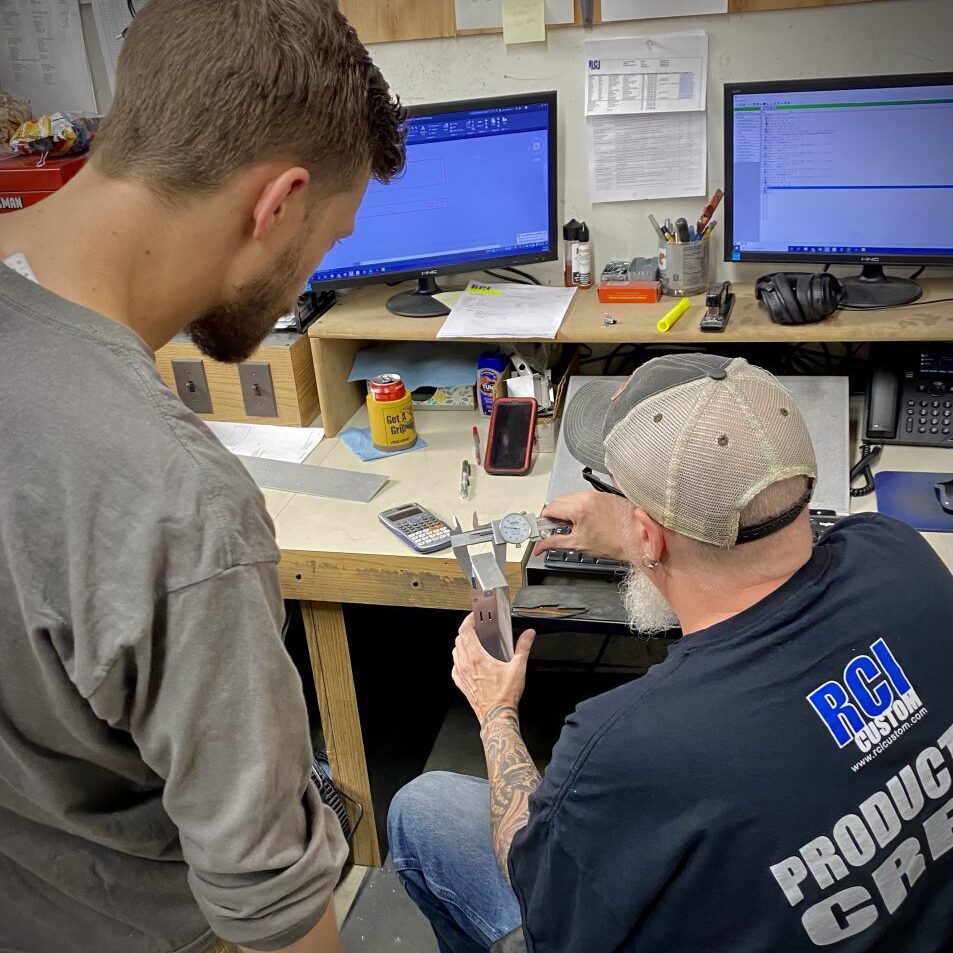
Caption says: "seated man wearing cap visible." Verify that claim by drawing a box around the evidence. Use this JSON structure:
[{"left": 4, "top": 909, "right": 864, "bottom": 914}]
[{"left": 388, "top": 354, "right": 953, "bottom": 953}]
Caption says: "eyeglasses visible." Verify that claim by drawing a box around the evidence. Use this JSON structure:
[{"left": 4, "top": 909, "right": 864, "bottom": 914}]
[{"left": 582, "top": 467, "right": 627, "bottom": 498}]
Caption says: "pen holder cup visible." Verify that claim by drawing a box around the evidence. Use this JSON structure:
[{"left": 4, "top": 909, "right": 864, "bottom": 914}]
[{"left": 658, "top": 241, "right": 710, "bottom": 297}]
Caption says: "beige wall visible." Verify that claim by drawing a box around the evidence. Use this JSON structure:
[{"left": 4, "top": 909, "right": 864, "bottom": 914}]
[{"left": 365, "top": 0, "right": 953, "bottom": 284}]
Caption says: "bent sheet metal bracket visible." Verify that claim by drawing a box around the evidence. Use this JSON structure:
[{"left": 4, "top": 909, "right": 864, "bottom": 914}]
[{"left": 450, "top": 512, "right": 567, "bottom": 662}]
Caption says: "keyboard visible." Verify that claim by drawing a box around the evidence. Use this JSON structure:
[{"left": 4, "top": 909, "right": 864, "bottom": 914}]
[
  {"left": 544, "top": 511, "right": 847, "bottom": 578},
  {"left": 543, "top": 526, "right": 627, "bottom": 579}
]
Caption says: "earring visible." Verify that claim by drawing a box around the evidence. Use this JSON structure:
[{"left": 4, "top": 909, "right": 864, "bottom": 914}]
[{"left": 641, "top": 554, "right": 659, "bottom": 571}]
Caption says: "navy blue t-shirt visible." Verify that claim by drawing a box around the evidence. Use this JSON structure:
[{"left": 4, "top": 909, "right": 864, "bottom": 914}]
[{"left": 510, "top": 514, "right": 953, "bottom": 953}]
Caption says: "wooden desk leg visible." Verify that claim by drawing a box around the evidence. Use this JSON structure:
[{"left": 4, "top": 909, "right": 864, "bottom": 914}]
[{"left": 301, "top": 601, "right": 382, "bottom": 867}]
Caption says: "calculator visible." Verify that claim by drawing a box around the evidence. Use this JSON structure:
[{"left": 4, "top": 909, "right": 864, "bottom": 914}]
[{"left": 378, "top": 503, "right": 452, "bottom": 553}]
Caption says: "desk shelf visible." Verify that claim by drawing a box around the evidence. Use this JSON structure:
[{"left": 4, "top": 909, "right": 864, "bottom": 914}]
[{"left": 309, "top": 278, "right": 952, "bottom": 435}]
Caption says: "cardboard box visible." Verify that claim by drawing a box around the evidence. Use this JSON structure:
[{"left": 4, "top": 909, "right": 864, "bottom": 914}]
[{"left": 534, "top": 348, "right": 580, "bottom": 454}]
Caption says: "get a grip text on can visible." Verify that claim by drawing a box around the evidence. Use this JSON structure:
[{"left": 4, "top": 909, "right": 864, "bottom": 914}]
[{"left": 367, "top": 374, "right": 417, "bottom": 452}]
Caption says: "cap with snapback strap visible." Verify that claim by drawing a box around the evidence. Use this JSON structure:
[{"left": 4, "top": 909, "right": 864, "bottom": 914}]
[{"left": 562, "top": 353, "right": 818, "bottom": 547}]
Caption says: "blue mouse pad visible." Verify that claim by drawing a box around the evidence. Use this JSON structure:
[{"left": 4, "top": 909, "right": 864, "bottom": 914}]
[{"left": 874, "top": 471, "right": 953, "bottom": 533}]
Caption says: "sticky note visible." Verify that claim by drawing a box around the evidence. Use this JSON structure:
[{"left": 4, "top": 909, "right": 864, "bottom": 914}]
[{"left": 502, "top": 0, "right": 545, "bottom": 45}]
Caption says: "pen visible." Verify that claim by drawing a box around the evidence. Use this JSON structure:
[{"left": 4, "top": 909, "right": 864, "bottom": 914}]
[
  {"left": 657, "top": 297, "right": 692, "bottom": 333},
  {"left": 471, "top": 426, "right": 482, "bottom": 466},
  {"left": 701, "top": 220, "right": 718, "bottom": 241},
  {"left": 460, "top": 460, "right": 471, "bottom": 500},
  {"left": 648, "top": 214, "right": 666, "bottom": 243},
  {"left": 696, "top": 189, "right": 724, "bottom": 235},
  {"left": 689, "top": 225, "right": 697, "bottom": 242}
]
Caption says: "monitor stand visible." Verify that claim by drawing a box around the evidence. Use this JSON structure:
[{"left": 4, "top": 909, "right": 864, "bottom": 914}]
[
  {"left": 386, "top": 276, "right": 451, "bottom": 318},
  {"left": 840, "top": 264, "right": 922, "bottom": 309}
]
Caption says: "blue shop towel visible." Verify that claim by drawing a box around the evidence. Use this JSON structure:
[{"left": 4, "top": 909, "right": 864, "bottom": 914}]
[
  {"left": 340, "top": 427, "right": 428, "bottom": 462},
  {"left": 874, "top": 470, "right": 953, "bottom": 533}
]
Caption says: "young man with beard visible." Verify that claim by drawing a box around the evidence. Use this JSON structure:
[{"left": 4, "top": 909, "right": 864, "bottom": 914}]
[
  {"left": 0, "top": 2, "right": 404, "bottom": 952},
  {"left": 388, "top": 353, "right": 953, "bottom": 953}
]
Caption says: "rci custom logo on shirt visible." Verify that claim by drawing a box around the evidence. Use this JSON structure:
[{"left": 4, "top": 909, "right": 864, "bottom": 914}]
[{"left": 807, "top": 639, "right": 927, "bottom": 760}]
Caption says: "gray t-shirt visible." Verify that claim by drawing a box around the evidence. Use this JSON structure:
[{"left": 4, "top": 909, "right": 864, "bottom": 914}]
[{"left": 0, "top": 262, "right": 347, "bottom": 953}]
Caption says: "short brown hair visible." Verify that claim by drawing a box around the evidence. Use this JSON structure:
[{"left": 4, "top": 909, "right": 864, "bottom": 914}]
[{"left": 92, "top": 0, "right": 405, "bottom": 197}]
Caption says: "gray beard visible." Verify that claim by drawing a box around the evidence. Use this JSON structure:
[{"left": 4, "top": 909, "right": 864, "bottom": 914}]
[{"left": 620, "top": 567, "right": 680, "bottom": 636}]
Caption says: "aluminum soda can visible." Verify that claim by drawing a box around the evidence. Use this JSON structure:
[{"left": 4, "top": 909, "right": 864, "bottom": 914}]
[{"left": 367, "top": 374, "right": 417, "bottom": 452}]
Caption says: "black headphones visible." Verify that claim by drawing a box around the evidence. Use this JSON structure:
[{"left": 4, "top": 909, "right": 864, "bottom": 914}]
[{"left": 755, "top": 272, "right": 844, "bottom": 325}]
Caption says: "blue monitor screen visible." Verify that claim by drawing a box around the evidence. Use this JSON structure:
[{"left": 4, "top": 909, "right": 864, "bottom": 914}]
[
  {"left": 728, "top": 80, "right": 953, "bottom": 261},
  {"left": 309, "top": 100, "right": 554, "bottom": 287}
]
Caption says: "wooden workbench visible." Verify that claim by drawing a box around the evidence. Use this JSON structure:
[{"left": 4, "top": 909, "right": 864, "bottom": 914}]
[
  {"left": 285, "top": 279, "right": 952, "bottom": 866},
  {"left": 269, "top": 406, "right": 553, "bottom": 866}
]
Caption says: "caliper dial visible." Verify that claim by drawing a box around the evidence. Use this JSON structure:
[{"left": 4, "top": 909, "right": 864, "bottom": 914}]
[{"left": 498, "top": 512, "right": 534, "bottom": 545}]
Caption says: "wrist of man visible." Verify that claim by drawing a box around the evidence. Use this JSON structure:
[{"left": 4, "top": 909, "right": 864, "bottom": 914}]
[{"left": 479, "top": 704, "right": 520, "bottom": 737}]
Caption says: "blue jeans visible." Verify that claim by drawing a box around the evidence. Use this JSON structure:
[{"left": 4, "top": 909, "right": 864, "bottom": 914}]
[{"left": 387, "top": 772, "right": 523, "bottom": 953}]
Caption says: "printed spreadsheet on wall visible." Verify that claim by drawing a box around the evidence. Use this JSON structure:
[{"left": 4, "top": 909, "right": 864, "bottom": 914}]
[
  {"left": 0, "top": 0, "right": 96, "bottom": 114},
  {"left": 584, "top": 32, "right": 708, "bottom": 203}
]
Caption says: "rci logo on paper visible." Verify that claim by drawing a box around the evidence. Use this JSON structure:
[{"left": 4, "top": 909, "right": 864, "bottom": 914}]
[
  {"left": 588, "top": 60, "right": 601, "bottom": 70},
  {"left": 807, "top": 639, "right": 924, "bottom": 753}
]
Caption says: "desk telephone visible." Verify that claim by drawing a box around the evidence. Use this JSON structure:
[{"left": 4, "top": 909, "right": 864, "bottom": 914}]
[{"left": 864, "top": 345, "right": 953, "bottom": 449}]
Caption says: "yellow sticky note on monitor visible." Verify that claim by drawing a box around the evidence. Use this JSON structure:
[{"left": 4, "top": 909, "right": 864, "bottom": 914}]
[{"left": 502, "top": 0, "right": 545, "bottom": 45}]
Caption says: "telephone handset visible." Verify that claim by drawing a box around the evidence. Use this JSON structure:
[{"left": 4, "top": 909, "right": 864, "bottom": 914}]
[
  {"left": 865, "top": 365, "right": 901, "bottom": 440},
  {"left": 863, "top": 344, "right": 953, "bottom": 448}
]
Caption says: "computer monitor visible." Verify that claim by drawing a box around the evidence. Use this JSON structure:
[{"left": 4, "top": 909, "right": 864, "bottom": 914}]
[
  {"left": 724, "top": 73, "right": 953, "bottom": 308},
  {"left": 308, "top": 91, "right": 558, "bottom": 317}
]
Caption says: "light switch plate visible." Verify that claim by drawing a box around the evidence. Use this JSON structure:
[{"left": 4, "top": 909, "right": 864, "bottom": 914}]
[
  {"left": 171, "top": 359, "right": 213, "bottom": 414},
  {"left": 238, "top": 361, "right": 278, "bottom": 418}
]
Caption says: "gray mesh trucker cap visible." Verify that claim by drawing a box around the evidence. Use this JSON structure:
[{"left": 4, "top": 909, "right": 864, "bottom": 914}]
[{"left": 562, "top": 354, "right": 818, "bottom": 546}]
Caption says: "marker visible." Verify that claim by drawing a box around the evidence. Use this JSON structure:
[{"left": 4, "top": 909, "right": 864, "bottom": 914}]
[
  {"left": 657, "top": 297, "right": 692, "bottom": 333},
  {"left": 674, "top": 218, "right": 691, "bottom": 243},
  {"left": 700, "top": 220, "right": 718, "bottom": 241},
  {"left": 471, "top": 426, "right": 482, "bottom": 466}
]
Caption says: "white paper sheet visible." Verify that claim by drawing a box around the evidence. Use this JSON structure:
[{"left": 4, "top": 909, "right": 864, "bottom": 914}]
[
  {"left": 88, "top": 0, "right": 135, "bottom": 92},
  {"left": 0, "top": 0, "right": 96, "bottom": 114},
  {"left": 587, "top": 111, "right": 707, "bottom": 203},
  {"left": 205, "top": 421, "right": 324, "bottom": 464},
  {"left": 585, "top": 33, "right": 708, "bottom": 115},
  {"left": 437, "top": 281, "right": 576, "bottom": 340},
  {"left": 454, "top": 0, "right": 573, "bottom": 30},
  {"left": 601, "top": 0, "right": 727, "bottom": 22}
]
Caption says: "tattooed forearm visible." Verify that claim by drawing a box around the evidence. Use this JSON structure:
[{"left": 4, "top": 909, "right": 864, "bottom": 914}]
[{"left": 480, "top": 704, "right": 541, "bottom": 881}]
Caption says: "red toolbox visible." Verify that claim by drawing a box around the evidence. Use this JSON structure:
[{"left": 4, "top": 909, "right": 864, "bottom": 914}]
[{"left": 0, "top": 153, "right": 87, "bottom": 212}]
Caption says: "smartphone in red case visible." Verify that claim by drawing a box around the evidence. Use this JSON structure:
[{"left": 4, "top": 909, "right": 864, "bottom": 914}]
[{"left": 485, "top": 397, "right": 537, "bottom": 476}]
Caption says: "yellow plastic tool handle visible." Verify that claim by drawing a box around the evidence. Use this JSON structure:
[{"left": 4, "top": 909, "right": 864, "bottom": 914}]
[{"left": 657, "top": 297, "right": 692, "bottom": 333}]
